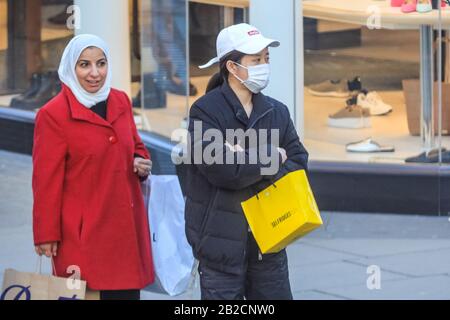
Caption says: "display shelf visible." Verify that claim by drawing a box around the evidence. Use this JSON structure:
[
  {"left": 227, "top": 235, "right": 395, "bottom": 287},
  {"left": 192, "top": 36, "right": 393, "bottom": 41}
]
[
  {"left": 303, "top": 0, "right": 450, "bottom": 30},
  {"left": 304, "top": 89, "right": 450, "bottom": 163},
  {"left": 303, "top": 0, "right": 445, "bottom": 151},
  {"left": 189, "top": 0, "right": 249, "bottom": 8}
]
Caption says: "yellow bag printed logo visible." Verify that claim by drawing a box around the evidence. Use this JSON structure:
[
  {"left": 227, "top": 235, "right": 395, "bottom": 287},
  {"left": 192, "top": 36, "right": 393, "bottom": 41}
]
[{"left": 241, "top": 170, "right": 323, "bottom": 254}]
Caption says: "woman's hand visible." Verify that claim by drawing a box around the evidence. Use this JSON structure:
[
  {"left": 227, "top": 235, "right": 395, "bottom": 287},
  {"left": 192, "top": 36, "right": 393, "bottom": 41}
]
[
  {"left": 35, "top": 242, "right": 58, "bottom": 257},
  {"left": 277, "top": 147, "right": 288, "bottom": 164},
  {"left": 134, "top": 157, "right": 152, "bottom": 177}
]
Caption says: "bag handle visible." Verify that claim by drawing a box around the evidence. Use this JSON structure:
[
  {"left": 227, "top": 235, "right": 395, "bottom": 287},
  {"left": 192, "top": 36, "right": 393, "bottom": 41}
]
[
  {"left": 255, "top": 182, "right": 277, "bottom": 200},
  {"left": 35, "top": 256, "right": 57, "bottom": 275}
]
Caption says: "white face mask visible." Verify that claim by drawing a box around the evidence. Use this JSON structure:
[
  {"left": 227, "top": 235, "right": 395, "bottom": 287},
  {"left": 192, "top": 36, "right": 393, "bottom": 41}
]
[{"left": 232, "top": 62, "right": 270, "bottom": 94}]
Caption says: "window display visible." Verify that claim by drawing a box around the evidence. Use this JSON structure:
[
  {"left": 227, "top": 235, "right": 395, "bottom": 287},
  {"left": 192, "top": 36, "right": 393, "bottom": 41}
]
[
  {"left": 9, "top": 71, "right": 61, "bottom": 111},
  {"left": 1, "top": 0, "right": 447, "bottom": 167},
  {"left": 303, "top": 0, "right": 448, "bottom": 165},
  {"left": 346, "top": 137, "right": 395, "bottom": 153},
  {"left": 308, "top": 77, "right": 362, "bottom": 98},
  {"left": 138, "top": 0, "right": 247, "bottom": 138},
  {"left": 0, "top": 0, "right": 73, "bottom": 108}
]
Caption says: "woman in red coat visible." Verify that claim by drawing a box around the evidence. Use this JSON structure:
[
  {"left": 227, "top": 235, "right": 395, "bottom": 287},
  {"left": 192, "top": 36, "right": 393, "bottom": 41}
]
[{"left": 32, "top": 34, "right": 154, "bottom": 300}]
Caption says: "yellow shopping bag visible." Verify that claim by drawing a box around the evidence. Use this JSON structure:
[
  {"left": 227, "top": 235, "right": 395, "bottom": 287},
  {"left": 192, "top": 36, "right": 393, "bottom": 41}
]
[{"left": 241, "top": 170, "right": 323, "bottom": 254}]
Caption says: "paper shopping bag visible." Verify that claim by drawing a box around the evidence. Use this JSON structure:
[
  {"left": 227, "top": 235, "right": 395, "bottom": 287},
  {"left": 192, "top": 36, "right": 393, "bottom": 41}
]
[
  {"left": 241, "top": 170, "right": 323, "bottom": 254},
  {"left": 1, "top": 259, "right": 86, "bottom": 300}
]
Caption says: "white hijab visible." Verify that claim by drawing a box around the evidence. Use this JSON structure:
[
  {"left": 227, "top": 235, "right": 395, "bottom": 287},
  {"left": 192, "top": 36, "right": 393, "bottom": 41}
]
[{"left": 58, "top": 34, "right": 112, "bottom": 108}]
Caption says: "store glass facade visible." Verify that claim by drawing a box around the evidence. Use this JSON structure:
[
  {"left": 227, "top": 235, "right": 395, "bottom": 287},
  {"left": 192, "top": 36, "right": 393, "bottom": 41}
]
[
  {"left": 302, "top": 0, "right": 447, "bottom": 215},
  {"left": 138, "top": 0, "right": 247, "bottom": 138},
  {"left": 0, "top": 0, "right": 448, "bottom": 215},
  {"left": 304, "top": 2, "right": 447, "bottom": 165}
]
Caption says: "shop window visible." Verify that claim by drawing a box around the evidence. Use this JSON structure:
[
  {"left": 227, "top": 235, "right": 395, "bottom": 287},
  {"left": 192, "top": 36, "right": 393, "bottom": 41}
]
[
  {"left": 303, "top": 2, "right": 447, "bottom": 168},
  {"left": 301, "top": 1, "right": 450, "bottom": 215},
  {"left": 137, "top": 0, "right": 247, "bottom": 138},
  {"left": 0, "top": 0, "right": 73, "bottom": 111}
]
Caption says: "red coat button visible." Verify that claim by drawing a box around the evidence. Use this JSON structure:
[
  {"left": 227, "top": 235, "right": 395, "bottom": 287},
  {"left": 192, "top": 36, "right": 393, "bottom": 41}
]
[{"left": 109, "top": 136, "right": 117, "bottom": 144}]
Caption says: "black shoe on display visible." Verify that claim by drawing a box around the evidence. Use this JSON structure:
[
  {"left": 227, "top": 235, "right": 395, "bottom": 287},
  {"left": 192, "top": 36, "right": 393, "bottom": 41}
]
[
  {"left": 346, "top": 95, "right": 358, "bottom": 107},
  {"left": 347, "top": 76, "right": 362, "bottom": 92},
  {"left": 346, "top": 88, "right": 368, "bottom": 107},
  {"left": 442, "top": 151, "right": 450, "bottom": 163},
  {"left": 10, "top": 73, "right": 43, "bottom": 108},
  {"left": 14, "top": 71, "right": 61, "bottom": 111},
  {"left": 405, "top": 148, "right": 450, "bottom": 163}
]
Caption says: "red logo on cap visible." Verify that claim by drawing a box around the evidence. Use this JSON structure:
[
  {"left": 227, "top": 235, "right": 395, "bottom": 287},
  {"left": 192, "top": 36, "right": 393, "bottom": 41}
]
[{"left": 248, "top": 30, "right": 260, "bottom": 36}]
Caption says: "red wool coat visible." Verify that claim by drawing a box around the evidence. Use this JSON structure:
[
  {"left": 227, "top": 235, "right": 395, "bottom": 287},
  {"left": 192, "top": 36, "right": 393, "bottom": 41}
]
[{"left": 32, "top": 84, "right": 154, "bottom": 290}]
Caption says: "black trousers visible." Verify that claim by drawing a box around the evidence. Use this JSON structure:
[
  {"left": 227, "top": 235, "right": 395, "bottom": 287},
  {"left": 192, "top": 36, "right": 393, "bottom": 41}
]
[
  {"left": 198, "top": 232, "right": 293, "bottom": 300},
  {"left": 99, "top": 289, "right": 140, "bottom": 300}
]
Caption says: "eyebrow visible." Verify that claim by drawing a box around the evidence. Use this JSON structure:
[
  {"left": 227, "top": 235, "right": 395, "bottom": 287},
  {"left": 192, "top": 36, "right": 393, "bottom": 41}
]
[
  {"left": 78, "top": 58, "right": 107, "bottom": 63},
  {"left": 249, "top": 53, "right": 270, "bottom": 58}
]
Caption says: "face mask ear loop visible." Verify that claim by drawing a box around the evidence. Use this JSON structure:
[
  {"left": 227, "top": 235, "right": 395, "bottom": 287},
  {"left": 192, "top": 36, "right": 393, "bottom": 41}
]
[{"left": 230, "top": 61, "right": 247, "bottom": 84}]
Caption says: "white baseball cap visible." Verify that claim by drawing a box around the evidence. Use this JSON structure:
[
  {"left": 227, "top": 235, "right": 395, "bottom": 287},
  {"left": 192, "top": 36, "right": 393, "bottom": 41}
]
[{"left": 199, "top": 23, "right": 280, "bottom": 69}]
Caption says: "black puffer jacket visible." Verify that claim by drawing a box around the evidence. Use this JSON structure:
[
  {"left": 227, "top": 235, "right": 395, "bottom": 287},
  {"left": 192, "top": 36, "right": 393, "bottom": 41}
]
[{"left": 185, "top": 82, "right": 309, "bottom": 275}]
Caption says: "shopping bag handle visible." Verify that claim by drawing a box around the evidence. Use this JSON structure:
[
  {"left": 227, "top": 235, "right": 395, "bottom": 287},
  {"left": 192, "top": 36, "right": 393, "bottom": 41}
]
[
  {"left": 255, "top": 182, "right": 277, "bottom": 200},
  {"left": 35, "top": 256, "right": 57, "bottom": 275}
]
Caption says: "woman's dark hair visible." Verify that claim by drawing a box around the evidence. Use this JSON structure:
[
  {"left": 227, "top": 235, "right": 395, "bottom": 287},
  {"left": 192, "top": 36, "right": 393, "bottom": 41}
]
[{"left": 205, "top": 50, "right": 246, "bottom": 93}]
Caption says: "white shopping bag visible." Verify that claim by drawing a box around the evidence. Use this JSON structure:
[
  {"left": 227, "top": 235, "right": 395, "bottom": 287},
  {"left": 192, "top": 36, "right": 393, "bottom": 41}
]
[{"left": 142, "top": 175, "right": 195, "bottom": 296}]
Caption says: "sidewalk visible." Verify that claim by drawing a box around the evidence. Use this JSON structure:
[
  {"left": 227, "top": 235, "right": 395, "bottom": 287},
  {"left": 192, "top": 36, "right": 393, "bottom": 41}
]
[{"left": 1, "top": 149, "right": 450, "bottom": 300}]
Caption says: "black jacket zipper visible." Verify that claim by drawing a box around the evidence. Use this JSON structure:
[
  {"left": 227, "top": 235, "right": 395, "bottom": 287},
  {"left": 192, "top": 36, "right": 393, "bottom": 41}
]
[{"left": 247, "top": 108, "right": 274, "bottom": 131}]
